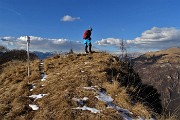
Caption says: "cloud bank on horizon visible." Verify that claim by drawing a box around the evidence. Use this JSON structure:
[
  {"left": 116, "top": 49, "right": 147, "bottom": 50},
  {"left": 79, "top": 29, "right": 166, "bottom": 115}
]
[
  {"left": 0, "top": 36, "right": 84, "bottom": 52},
  {"left": 96, "top": 27, "right": 180, "bottom": 52},
  {"left": 0, "top": 27, "right": 179, "bottom": 53}
]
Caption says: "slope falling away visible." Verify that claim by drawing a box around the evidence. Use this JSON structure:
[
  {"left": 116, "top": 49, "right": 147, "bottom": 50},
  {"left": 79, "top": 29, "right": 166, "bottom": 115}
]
[{"left": 133, "top": 47, "right": 180, "bottom": 118}]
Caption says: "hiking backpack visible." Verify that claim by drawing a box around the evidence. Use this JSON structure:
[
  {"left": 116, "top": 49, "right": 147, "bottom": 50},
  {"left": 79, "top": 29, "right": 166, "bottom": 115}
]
[{"left": 83, "top": 30, "right": 91, "bottom": 39}]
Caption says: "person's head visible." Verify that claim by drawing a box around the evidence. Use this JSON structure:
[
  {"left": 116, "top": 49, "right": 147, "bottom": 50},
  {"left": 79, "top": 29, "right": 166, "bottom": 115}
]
[{"left": 89, "top": 26, "right": 93, "bottom": 31}]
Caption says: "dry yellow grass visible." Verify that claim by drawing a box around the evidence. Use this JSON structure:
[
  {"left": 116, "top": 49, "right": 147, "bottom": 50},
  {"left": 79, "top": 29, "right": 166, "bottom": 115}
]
[
  {"left": 145, "top": 47, "right": 180, "bottom": 63},
  {"left": 31, "top": 52, "right": 153, "bottom": 119},
  {"left": 102, "top": 81, "right": 120, "bottom": 98},
  {"left": 0, "top": 52, "right": 171, "bottom": 120},
  {"left": 103, "top": 81, "right": 152, "bottom": 119},
  {"left": 0, "top": 59, "right": 40, "bottom": 119},
  {"left": 157, "top": 114, "right": 178, "bottom": 120}
]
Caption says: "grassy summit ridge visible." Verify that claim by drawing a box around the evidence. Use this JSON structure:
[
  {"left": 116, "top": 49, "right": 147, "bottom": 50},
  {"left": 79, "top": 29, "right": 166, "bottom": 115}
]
[{"left": 0, "top": 52, "right": 163, "bottom": 120}]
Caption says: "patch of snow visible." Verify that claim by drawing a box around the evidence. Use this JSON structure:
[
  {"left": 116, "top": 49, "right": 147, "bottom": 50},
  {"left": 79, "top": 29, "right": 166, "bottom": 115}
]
[
  {"left": 137, "top": 116, "right": 145, "bottom": 120},
  {"left": 72, "top": 97, "right": 89, "bottom": 106},
  {"left": 72, "top": 97, "right": 89, "bottom": 101},
  {"left": 108, "top": 102, "right": 132, "bottom": 115},
  {"left": 72, "top": 97, "right": 88, "bottom": 101},
  {"left": 167, "top": 76, "right": 171, "bottom": 79},
  {"left": 96, "top": 92, "right": 114, "bottom": 102},
  {"left": 83, "top": 86, "right": 153, "bottom": 120},
  {"left": 73, "top": 106, "right": 100, "bottom": 113},
  {"left": 29, "top": 94, "right": 48, "bottom": 101},
  {"left": 96, "top": 91, "right": 133, "bottom": 119},
  {"left": 122, "top": 114, "right": 133, "bottom": 120},
  {"left": 72, "top": 98, "right": 80, "bottom": 102},
  {"left": 29, "top": 104, "right": 39, "bottom": 110},
  {"left": 82, "top": 97, "right": 89, "bottom": 101},
  {"left": 160, "top": 64, "right": 166, "bottom": 67},
  {"left": 83, "top": 86, "right": 97, "bottom": 91},
  {"left": 30, "top": 84, "right": 36, "bottom": 91},
  {"left": 165, "top": 63, "right": 172, "bottom": 67},
  {"left": 41, "top": 74, "right": 47, "bottom": 81}
]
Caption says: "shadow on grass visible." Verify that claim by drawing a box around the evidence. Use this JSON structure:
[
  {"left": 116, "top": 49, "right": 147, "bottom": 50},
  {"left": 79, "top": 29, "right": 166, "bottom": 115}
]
[{"left": 104, "top": 64, "right": 163, "bottom": 114}]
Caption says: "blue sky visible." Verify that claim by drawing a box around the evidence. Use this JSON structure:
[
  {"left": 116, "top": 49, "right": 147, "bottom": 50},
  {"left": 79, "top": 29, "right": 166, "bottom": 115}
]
[{"left": 0, "top": 0, "right": 180, "bottom": 53}]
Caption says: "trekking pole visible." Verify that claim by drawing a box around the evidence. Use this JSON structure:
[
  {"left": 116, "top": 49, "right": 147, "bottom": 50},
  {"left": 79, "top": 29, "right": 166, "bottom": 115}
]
[{"left": 26, "top": 36, "right": 30, "bottom": 84}]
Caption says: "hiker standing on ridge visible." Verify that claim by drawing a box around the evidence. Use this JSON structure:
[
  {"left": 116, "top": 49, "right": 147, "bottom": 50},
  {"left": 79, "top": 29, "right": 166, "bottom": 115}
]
[{"left": 83, "top": 26, "right": 93, "bottom": 53}]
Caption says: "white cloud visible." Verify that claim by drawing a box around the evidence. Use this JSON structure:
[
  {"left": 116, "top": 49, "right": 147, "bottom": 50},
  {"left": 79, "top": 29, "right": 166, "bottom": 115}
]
[
  {"left": 0, "top": 36, "right": 84, "bottom": 52},
  {"left": 52, "top": 39, "right": 68, "bottom": 44},
  {"left": 61, "top": 15, "right": 80, "bottom": 22},
  {"left": 1, "top": 36, "right": 15, "bottom": 41},
  {"left": 95, "top": 38, "right": 122, "bottom": 46},
  {"left": 96, "top": 27, "right": 180, "bottom": 52},
  {"left": 0, "top": 36, "right": 17, "bottom": 48},
  {"left": 128, "top": 27, "right": 180, "bottom": 49}
]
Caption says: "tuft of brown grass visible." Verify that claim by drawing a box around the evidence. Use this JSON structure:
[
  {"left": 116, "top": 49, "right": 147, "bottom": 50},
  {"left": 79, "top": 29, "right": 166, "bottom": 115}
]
[
  {"left": 102, "top": 81, "right": 121, "bottom": 99},
  {"left": 157, "top": 113, "right": 178, "bottom": 120},
  {"left": 131, "top": 102, "right": 151, "bottom": 118}
]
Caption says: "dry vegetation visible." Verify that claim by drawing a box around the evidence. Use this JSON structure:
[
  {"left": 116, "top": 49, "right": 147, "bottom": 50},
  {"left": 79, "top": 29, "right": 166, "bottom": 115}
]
[
  {"left": 28, "top": 52, "right": 155, "bottom": 119},
  {"left": 142, "top": 47, "right": 180, "bottom": 63},
  {"left": 0, "top": 60, "right": 40, "bottom": 120},
  {"left": 0, "top": 51, "right": 176, "bottom": 119},
  {"left": 133, "top": 47, "right": 180, "bottom": 119}
]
